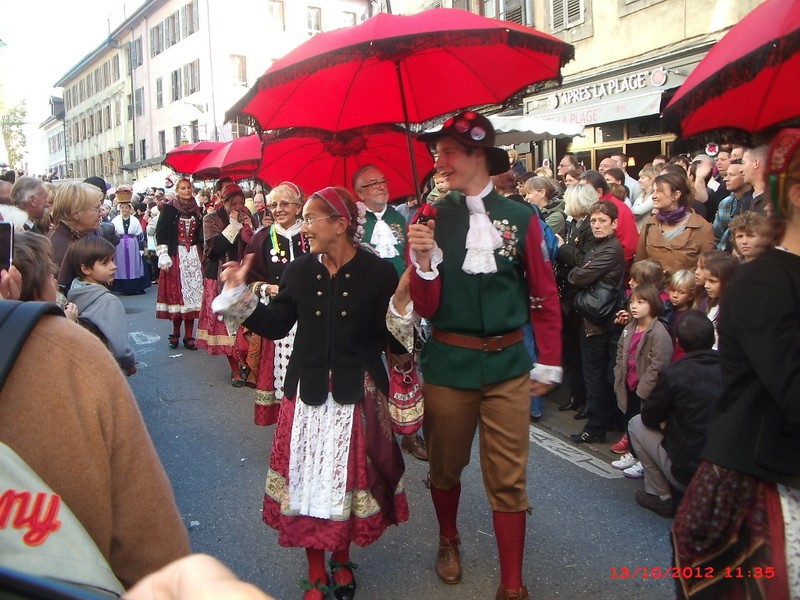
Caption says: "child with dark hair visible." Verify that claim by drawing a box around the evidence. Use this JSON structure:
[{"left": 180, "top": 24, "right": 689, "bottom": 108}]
[
  {"left": 611, "top": 284, "right": 673, "bottom": 477},
  {"left": 693, "top": 249, "right": 727, "bottom": 311},
  {"left": 701, "top": 254, "right": 739, "bottom": 350},
  {"left": 66, "top": 236, "right": 137, "bottom": 376},
  {"left": 628, "top": 310, "right": 721, "bottom": 518}
]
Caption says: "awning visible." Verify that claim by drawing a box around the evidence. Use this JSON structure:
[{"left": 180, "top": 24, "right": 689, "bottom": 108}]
[
  {"left": 487, "top": 114, "right": 584, "bottom": 145},
  {"left": 535, "top": 90, "right": 664, "bottom": 127},
  {"left": 121, "top": 155, "right": 167, "bottom": 171}
]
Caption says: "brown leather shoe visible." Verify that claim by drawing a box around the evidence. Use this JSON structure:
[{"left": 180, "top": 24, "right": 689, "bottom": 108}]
[
  {"left": 400, "top": 434, "right": 428, "bottom": 461},
  {"left": 435, "top": 535, "right": 461, "bottom": 584},
  {"left": 496, "top": 585, "right": 530, "bottom": 599}
]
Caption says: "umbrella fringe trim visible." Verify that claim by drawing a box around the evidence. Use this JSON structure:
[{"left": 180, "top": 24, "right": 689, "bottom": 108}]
[{"left": 664, "top": 32, "right": 800, "bottom": 136}]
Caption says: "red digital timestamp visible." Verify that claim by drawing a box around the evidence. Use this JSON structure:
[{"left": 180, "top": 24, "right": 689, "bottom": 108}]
[{"left": 609, "top": 566, "right": 777, "bottom": 579}]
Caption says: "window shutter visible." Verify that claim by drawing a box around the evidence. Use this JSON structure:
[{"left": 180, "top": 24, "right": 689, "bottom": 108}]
[
  {"left": 550, "top": 0, "right": 565, "bottom": 30},
  {"left": 452, "top": 0, "right": 466, "bottom": 10},
  {"left": 566, "top": 0, "right": 584, "bottom": 27},
  {"left": 504, "top": 0, "right": 523, "bottom": 24}
]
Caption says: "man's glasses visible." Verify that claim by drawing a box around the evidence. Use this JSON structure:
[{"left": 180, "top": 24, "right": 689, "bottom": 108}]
[
  {"left": 359, "top": 179, "right": 388, "bottom": 191},
  {"left": 267, "top": 201, "right": 300, "bottom": 211}
]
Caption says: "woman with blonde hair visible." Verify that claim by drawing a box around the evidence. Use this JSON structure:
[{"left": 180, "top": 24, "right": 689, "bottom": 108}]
[
  {"left": 243, "top": 181, "right": 307, "bottom": 422},
  {"left": 633, "top": 164, "right": 658, "bottom": 231},
  {"left": 48, "top": 181, "right": 105, "bottom": 293}
]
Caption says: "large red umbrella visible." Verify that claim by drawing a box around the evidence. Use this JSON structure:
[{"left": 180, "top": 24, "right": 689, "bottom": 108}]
[
  {"left": 256, "top": 125, "right": 434, "bottom": 199},
  {"left": 192, "top": 134, "right": 262, "bottom": 181},
  {"left": 663, "top": 0, "right": 800, "bottom": 139},
  {"left": 225, "top": 8, "right": 573, "bottom": 132},
  {"left": 163, "top": 141, "right": 224, "bottom": 174}
]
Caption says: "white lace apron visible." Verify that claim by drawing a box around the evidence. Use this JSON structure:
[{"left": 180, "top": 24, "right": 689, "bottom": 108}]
[{"left": 288, "top": 393, "right": 355, "bottom": 520}]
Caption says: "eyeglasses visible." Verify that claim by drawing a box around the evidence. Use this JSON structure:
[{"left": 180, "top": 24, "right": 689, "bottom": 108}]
[
  {"left": 301, "top": 215, "right": 334, "bottom": 227},
  {"left": 267, "top": 201, "right": 301, "bottom": 211},
  {"left": 84, "top": 205, "right": 102, "bottom": 213},
  {"left": 359, "top": 178, "right": 388, "bottom": 191}
]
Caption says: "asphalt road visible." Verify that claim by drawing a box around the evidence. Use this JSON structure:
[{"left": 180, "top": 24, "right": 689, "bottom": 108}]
[{"left": 123, "top": 290, "right": 676, "bottom": 600}]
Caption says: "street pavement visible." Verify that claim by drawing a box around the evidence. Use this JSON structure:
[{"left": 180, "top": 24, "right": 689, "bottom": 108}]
[{"left": 123, "top": 289, "right": 676, "bottom": 599}]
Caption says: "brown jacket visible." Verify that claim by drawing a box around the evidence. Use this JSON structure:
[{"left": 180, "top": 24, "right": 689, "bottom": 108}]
[
  {"left": 0, "top": 315, "right": 190, "bottom": 588},
  {"left": 635, "top": 212, "right": 715, "bottom": 274},
  {"left": 613, "top": 317, "right": 674, "bottom": 412}
]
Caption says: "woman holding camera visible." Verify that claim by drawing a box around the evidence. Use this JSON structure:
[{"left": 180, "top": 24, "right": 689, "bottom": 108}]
[{"left": 196, "top": 182, "right": 254, "bottom": 386}]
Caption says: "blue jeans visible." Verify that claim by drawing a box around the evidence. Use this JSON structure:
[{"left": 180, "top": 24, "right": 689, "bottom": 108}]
[{"left": 522, "top": 323, "right": 543, "bottom": 417}]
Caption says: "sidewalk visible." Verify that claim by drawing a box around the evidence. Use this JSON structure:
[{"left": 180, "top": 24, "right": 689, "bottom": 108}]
[{"left": 534, "top": 384, "right": 625, "bottom": 465}]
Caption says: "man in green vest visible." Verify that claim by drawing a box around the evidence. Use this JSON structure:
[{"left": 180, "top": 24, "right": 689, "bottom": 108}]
[
  {"left": 407, "top": 111, "right": 563, "bottom": 600},
  {"left": 353, "top": 164, "right": 428, "bottom": 462}
]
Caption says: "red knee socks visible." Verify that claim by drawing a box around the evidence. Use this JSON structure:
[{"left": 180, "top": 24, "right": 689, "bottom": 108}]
[
  {"left": 431, "top": 482, "right": 461, "bottom": 539},
  {"left": 493, "top": 510, "right": 526, "bottom": 591},
  {"left": 305, "top": 547, "right": 327, "bottom": 586},
  {"left": 183, "top": 319, "right": 194, "bottom": 339},
  {"left": 331, "top": 548, "right": 354, "bottom": 586}
]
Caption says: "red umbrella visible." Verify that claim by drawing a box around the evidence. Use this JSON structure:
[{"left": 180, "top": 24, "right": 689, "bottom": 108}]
[
  {"left": 225, "top": 8, "right": 573, "bottom": 132},
  {"left": 663, "top": 0, "right": 800, "bottom": 139},
  {"left": 163, "top": 141, "right": 223, "bottom": 174},
  {"left": 193, "top": 134, "right": 262, "bottom": 181},
  {"left": 256, "top": 125, "right": 434, "bottom": 199}
]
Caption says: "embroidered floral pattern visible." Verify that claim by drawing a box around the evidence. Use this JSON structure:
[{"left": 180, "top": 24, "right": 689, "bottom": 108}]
[{"left": 493, "top": 218, "right": 520, "bottom": 260}]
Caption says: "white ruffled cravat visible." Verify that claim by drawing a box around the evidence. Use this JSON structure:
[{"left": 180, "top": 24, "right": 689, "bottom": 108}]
[
  {"left": 368, "top": 208, "right": 399, "bottom": 259},
  {"left": 463, "top": 182, "right": 502, "bottom": 274}
]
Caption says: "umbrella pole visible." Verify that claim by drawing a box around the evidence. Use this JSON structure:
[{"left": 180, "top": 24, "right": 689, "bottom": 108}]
[{"left": 395, "top": 62, "right": 422, "bottom": 202}]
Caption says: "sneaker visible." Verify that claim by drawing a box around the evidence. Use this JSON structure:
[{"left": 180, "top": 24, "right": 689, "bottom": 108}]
[
  {"left": 635, "top": 490, "right": 675, "bottom": 518},
  {"left": 612, "top": 452, "right": 637, "bottom": 470},
  {"left": 623, "top": 461, "right": 644, "bottom": 479},
  {"left": 611, "top": 434, "right": 630, "bottom": 454}
]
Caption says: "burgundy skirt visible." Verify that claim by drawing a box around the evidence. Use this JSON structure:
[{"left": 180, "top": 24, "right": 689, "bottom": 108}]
[{"left": 262, "top": 377, "right": 409, "bottom": 551}]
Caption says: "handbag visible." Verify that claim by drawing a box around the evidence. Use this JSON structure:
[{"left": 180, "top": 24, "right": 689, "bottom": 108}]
[
  {"left": 387, "top": 354, "right": 424, "bottom": 435},
  {"left": 574, "top": 279, "right": 622, "bottom": 324}
]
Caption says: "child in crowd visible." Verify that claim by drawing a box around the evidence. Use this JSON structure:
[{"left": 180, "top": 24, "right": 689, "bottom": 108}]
[
  {"left": 701, "top": 254, "right": 739, "bottom": 350},
  {"left": 611, "top": 284, "right": 673, "bottom": 478},
  {"left": 66, "top": 236, "right": 137, "bottom": 376},
  {"left": 666, "top": 270, "right": 698, "bottom": 361},
  {"left": 611, "top": 258, "right": 670, "bottom": 455},
  {"left": 729, "top": 212, "right": 770, "bottom": 262},
  {"left": 693, "top": 250, "right": 726, "bottom": 312}
]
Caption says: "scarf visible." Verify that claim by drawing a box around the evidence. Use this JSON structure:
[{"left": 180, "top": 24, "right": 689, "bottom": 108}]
[
  {"left": 271, "top": 221, "right": 303, "bottom": 262},
  {"left": 171, "top": 196, "right": 201, "bottom": 218},
  {"left": 367, "top": 208, "right": 399, "bottom": 259},
  {"left": 656, "top": 206, "right": 688, "bottom": 225},
  {"left": 462, "top": 182, "right": 502, "bottom": 274}
]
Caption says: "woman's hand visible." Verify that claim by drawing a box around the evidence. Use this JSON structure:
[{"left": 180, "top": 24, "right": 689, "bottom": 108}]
[
  {"left": 220, "top": 254, "right": 254, "bottom": 291},
  {"left": 0, "top": 266, "right": 22, "bottom": 300}
]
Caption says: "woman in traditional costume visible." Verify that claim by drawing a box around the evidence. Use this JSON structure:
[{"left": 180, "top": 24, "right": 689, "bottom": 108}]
[{"left": 110, "top": 185, "right": 150, "bottom": 295}]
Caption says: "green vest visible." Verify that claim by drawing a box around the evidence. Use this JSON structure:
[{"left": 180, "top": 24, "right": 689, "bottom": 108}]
[
  {"left": 363, "top": 206, "right": 407, "bottom": 276},
  {"left": 421, "top": 190, "right": 533, "bottom": 389}
]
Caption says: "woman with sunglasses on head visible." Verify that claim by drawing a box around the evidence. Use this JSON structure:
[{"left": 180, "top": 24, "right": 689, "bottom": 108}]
[
  {"left": 196, "top": 182, "right": 254, "bottom": 386},
  {"left": 243, "top": 181, "right": 307, "bottom": 424},
  {"left": 213, "top": 186, "right": 409, "bottom": 600}
]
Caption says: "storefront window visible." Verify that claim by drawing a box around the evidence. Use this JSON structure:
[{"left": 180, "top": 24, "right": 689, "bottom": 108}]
[
  {"left": 628, "top": 115, "right": 662, "bottom": 139},
  {"left": 596, "top": 122, "right": 624, "bottom": 142}
]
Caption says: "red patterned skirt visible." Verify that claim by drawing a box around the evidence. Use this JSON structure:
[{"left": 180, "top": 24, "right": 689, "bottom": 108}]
[
  {"left": 155, "top": 246, "right": 203, "bottom": 320},
  {"left": 262, "top": 377, "right": 409, "bottom": 551}
]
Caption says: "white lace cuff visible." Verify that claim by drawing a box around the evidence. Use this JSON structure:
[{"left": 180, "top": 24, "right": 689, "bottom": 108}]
[
  {"left": 387, "top": 296, "right": 417, "bottom": 352},
  {"left": 211, "top": 283, "right": 258, "bottom": 335},
  {"left": 156, "top": 244, "right": 169, "bottom": 257},
  {"left": 410, "top": 244, "right": 443, "bottom": 280},
  {"left": 221, "top": 220, "right": 243, "bottom": 244},
  {"left": 157, "top": 253, "right": 172, "bottom": 269},
  {"left": 530, "top": 364, "right": 563, "bottom": 385}
]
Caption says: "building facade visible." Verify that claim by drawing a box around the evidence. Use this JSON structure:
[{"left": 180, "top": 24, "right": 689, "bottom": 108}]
[
  {"left": 53, "top": 0, "right": 370, "bottom": 186},
  {"left": 40, "top": 96, "right": 67, "bottom": 180}
]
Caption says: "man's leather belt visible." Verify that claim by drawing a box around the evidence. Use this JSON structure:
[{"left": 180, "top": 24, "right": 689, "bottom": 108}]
[{"left": 432, "top": 328, "right": 524, "bottom": 352}]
